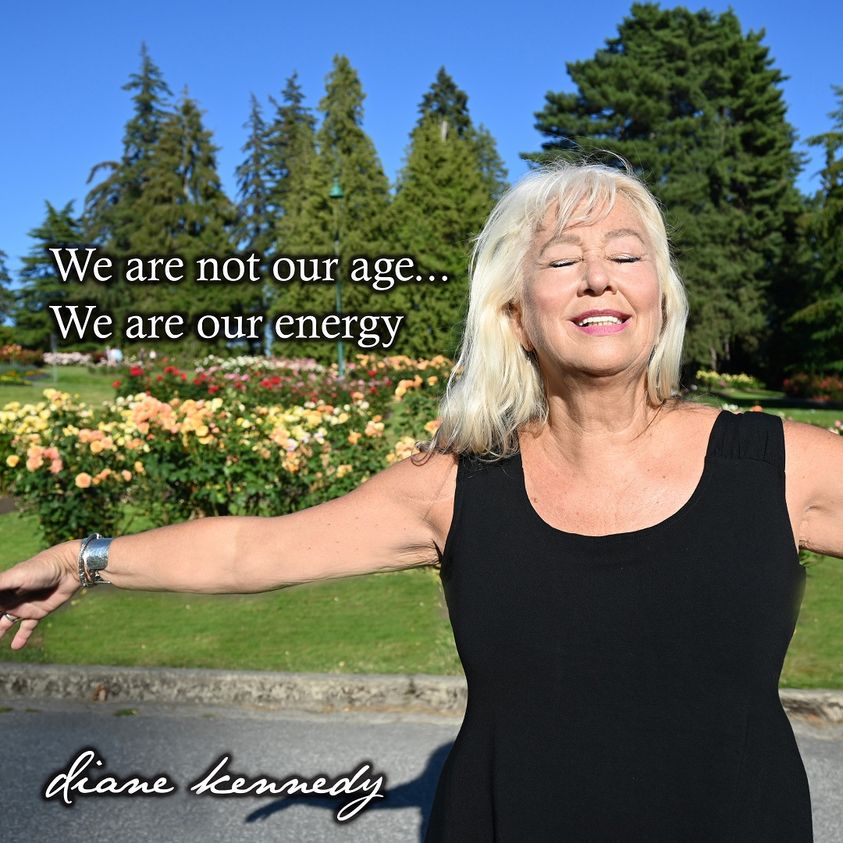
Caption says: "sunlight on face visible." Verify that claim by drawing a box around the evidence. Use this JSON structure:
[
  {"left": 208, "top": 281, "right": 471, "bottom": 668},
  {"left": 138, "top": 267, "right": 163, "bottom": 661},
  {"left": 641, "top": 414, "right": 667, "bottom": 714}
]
[{"left": 514, "top": 195, "right": 663, "bottom": 385}]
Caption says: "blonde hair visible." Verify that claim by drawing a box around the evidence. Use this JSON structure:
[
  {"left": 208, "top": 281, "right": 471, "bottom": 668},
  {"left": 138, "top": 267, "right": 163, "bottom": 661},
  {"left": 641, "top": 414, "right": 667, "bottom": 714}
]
[{"left": 429, "top": 159, "right": 689, "bottom": 458}]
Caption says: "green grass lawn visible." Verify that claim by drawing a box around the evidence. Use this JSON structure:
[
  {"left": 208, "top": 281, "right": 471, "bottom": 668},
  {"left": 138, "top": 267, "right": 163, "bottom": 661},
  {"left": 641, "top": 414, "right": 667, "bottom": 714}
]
[
  {"left": 0, "top": 364, "right": 118, "bottom": 407},
  {"left": 690, "top": 391, "right": 842, "bottom": 428},
  {"left": 0, "top": 505, "right": 462, "bottom": 675},
  {"left": 782, "top": 558, "right": 843, "bottom": 688},
  {"left": 0, "top": 368, "right": 840, "bottom": 686},
  {"left": 1, "top": 503, "right": 840, "bottom": 686}
]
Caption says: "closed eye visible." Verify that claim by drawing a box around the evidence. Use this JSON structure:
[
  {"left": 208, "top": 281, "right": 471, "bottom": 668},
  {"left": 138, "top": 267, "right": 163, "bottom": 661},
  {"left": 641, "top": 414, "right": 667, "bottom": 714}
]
[
  {"left": 612, "top": 255, "right": 642, "bottom": 263},
  {"left": 548, "top": 259, "right": 580, "bottom": 268}
]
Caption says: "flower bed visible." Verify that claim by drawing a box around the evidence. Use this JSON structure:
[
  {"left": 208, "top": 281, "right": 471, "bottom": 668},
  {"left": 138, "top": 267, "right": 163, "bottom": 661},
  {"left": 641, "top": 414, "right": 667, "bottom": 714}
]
[
  {"left": 1, "top": 344, "right": 43, "bottom": 367},
  {"left": 782, "top": 373, "right": 843, "bottom": 402},
  {"left": 113, "top": 353, "right": 452, "bottom": 416},
  {"left": 695, "top": 369, "right": 765, "bottom": 391},
  {"left": 0, "top": 355, "right": 448, "bottom": 545}
]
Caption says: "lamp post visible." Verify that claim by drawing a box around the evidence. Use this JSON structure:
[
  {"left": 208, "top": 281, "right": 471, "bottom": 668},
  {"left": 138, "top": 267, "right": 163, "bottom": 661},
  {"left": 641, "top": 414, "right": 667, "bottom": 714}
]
[{"left": 329, "top": 176, "right": 345, "bottom": 378}]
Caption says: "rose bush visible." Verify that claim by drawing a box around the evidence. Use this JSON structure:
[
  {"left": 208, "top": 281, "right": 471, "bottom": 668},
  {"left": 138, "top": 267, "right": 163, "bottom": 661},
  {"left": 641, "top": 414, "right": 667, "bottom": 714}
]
[
  {"left": 782, "top": 373, "right": 843, "bottom": 402},
  {"left": 0, "top": 355, "right": 448, "bottom": 545}
]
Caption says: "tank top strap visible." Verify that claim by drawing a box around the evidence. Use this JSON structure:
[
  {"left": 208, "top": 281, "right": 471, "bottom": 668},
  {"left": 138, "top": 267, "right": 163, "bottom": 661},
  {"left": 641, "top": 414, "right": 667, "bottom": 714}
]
[{"left": 705, "top": 410, "right": 786, "bottom": 473}]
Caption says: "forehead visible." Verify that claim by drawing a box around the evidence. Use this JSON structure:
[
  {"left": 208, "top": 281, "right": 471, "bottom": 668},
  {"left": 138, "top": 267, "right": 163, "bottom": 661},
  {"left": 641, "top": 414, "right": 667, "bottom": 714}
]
[{"left": 533, "top": 194, "right": 647, "bottom": 245}]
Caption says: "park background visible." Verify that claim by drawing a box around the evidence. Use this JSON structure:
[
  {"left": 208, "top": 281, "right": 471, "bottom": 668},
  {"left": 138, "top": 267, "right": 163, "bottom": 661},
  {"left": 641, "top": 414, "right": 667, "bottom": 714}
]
[{"left": 0, "top": 0, "right": 841, "bottom": 687}]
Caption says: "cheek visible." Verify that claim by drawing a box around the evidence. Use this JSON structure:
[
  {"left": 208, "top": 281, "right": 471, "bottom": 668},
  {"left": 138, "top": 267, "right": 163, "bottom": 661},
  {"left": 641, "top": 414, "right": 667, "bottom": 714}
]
[
  {"left": 522, "top": 277, "right": 566, "bottom": 322},
  {"left": 520, "top": 288, "right": 558, "bottom": 344}
]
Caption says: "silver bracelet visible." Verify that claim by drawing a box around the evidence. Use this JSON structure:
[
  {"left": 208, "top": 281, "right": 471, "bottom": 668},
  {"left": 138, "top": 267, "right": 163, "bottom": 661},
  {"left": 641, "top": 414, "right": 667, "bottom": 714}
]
[{"left": 77, "top": 533, "right": 113, "bottom": 587}]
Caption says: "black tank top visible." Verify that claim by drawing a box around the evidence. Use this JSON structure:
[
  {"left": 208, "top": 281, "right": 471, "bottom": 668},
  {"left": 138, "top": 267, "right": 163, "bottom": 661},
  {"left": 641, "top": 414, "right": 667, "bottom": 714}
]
[{"left": 425, "top": 409, "right": 811, "bottom": 842}]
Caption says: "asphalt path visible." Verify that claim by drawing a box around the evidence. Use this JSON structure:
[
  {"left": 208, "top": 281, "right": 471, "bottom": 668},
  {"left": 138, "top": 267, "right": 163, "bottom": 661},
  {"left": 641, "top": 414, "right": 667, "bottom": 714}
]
[{"left": 1, "top": 699, "right": 841, "bottom": 842}]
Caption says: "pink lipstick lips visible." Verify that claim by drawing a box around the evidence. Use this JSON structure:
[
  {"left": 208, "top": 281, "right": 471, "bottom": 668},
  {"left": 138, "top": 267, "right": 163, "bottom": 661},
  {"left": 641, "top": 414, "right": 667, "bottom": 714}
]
[{"left": 570, "top": 309, "right": 632, "bottom": 335}]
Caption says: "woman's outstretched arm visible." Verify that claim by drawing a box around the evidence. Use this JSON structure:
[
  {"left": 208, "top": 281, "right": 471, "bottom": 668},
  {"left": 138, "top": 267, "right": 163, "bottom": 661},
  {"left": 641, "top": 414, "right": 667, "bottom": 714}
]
[{"left": 0, "top": 451, "right": 458, "bottom": 650}]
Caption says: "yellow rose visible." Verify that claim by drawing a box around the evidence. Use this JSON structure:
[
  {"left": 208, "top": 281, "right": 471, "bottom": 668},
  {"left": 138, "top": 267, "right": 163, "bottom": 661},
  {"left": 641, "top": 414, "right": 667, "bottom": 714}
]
[
  {"left": 6, "top": 454, "right": 20, "bottom": 468},
  {"left": 75, "top": 472, "right": 92, "bottom": 489}
]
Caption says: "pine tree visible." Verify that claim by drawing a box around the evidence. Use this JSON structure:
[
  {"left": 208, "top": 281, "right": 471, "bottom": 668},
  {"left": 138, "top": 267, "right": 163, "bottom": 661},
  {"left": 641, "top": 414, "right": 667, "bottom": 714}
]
[
  {"left": 526, "top": 4, "right": 803, "bottom": 374},
  {"left": 787, "top": 86, "right": 843, "bottom": 373},
  {"left": 386, "top": 69, "right": 507, "bottom": 356},
  {"left": 271, "top": 56, "right": 391, "bottom": 361},
  {"left": 416, "top": 67, "right": 472, "bottom": 136},
  {"left": 265, "top": 72, "right": 318, "bottom": 243},
  {"left": 472, "top": 123, "right": 509, "bottom": 202},
  {"left": 84, "top": 43, "right": 173, "bottom": 250},
  {"left": 415, "top": 68, "right": 508, "bottom": 201},
  {"left": 234, "top": 94, "right": 273, "bottom": 254},
  {"left": 0, "top": 250, "right": 14, "bottom": 327},
  {"left": 125, "top": 90, "right": 245, "bottom": 358},
  {"left": 14, "top": 202, "right": 90, "bottom": 350},
  {"left": 81, "top": 44, "right": 175, "bottom": 331}
]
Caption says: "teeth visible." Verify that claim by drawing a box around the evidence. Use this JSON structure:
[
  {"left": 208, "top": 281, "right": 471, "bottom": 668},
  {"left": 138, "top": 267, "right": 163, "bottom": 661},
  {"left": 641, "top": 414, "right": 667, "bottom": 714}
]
[{"left": 577, "top": 316, "right": 623, "bottom": 326}]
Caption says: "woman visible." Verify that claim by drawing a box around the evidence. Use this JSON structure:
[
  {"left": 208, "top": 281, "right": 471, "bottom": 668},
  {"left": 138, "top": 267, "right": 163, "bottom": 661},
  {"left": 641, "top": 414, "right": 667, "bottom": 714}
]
[{"left": 1, "top": 162, "right": 841, "bottom": 841}]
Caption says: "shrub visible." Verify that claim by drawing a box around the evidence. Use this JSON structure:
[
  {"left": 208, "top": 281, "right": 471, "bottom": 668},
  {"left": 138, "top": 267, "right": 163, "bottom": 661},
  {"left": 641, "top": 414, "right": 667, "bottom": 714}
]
[
  {"left": 694, "top": 369, "right": 765, "bottom": 391},
  {"left": 0, "top": 355, "right": 448, "bottom": 545},
  {"left": 782, "top": 373, "right": 843, "bottom": 402}
]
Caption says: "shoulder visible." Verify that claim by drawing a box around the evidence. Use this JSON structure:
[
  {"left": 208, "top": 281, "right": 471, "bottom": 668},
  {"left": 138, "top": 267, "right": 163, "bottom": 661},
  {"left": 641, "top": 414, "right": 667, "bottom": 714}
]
[
  {"left": 370, "top": 448, "right": 459, "bottom": 496},
  {"left": 783, "top": 416, "right": 843, "bottom": 490},
  {"left": 656, "top": 398, "right": 722, "bottom": 442},
  {"left": 660, "top": 397, "right": 720, "bottom": 423}
]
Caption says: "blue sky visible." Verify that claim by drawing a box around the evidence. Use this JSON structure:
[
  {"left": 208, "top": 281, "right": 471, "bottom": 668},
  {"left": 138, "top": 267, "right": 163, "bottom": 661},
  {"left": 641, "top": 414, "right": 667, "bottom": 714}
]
[{"left": 2, "top": 0, "right": 841, "bottom": 283}]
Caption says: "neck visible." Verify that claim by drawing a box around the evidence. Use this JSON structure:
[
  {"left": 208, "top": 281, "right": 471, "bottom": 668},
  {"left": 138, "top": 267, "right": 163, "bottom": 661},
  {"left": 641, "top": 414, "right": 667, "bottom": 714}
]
[{"left": 527, "top": 373, "right": 666, "bottom": 466}]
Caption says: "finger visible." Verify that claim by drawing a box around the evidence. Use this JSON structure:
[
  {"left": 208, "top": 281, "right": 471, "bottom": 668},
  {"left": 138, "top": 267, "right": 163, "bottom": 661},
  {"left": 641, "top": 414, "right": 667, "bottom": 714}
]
[
  {"left": 10, "top": 617, "right": 39, "bottom": 650},
  {"left": 0, "top": 611, "right": 23, "bottom": 643},
  {"left": 1, "top": 592, "right": 61, "bottom": 620},
  {"left": 0, "top": 565, "right": 26, "bottom": 592}
]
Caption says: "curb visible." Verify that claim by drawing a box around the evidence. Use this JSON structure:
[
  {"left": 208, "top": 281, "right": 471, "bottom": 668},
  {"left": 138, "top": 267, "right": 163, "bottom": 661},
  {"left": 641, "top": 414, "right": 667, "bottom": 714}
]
[
  {"left": 0, "top": 663, "right": 467, "bottom": 715},
  {"left": 2, "top": 663, "right": 843, "bottom": 723}
]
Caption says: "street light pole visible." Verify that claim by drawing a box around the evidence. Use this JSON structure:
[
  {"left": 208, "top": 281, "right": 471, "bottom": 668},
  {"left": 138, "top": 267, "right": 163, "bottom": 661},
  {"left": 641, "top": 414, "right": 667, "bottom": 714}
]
[{"left": 329, "top": 176, "right": 345, "bottom": 378}]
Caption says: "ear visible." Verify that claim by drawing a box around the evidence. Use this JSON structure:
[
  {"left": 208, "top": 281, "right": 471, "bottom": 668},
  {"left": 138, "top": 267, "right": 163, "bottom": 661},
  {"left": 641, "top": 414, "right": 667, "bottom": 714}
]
[{"left": 506, "top": 300, "right": 534, "bottom": 353}]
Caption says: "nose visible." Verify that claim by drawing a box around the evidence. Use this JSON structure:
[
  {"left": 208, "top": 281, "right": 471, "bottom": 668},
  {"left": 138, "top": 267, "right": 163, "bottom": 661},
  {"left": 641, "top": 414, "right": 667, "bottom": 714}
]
[{"left": 580, "top": 255, "right": 614, "bottom": 295}]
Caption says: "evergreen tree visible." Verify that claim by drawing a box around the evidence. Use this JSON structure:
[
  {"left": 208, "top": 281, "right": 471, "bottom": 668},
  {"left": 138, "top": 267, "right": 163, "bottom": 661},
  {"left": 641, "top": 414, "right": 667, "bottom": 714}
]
[
  {"left": 390, "top": 101, "right": 500, "bottom": 356},
  {"left": 81, "top": 44, "right": 175, "bottom": 329},
  {"left": 472, "top": 123, "right": 509, "bottom": 202},
  {"left": 271, "top": 56, "right": 391, "bottom": 361},
  {"left": 417, "top": 67, "right": 472, "bottom": 136},
  {"left": 0, "top": 250, "right": 14, "bottom": 327},
  {"left": 125, "top": 90, "right": 245, "bottom": 358},
  {"left": 84, "top": 43, "right": 173, "bottom": 250},
  {"left": 234, "top": 94, "right": 273, "bottom": 254},
  {"left": 526, "top": 4, "right": 803, "bottom": 374},
  {"left": 416, "top": 68, "right": 508, "bottom": 201},
  {"left": 14, "top": 203, "right": 89, "bottom": 350},
  {"left": 787, "top": 86, "right": 843, "bottom": 373},
  {"left": 265, "top": 72, "right": 318, "bottom": 241}
]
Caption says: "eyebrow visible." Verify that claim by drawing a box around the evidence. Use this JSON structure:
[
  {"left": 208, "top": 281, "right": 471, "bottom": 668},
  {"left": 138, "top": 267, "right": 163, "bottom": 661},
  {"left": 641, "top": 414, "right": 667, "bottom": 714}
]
[{"left": 538, "top": 227, "right": 647, "bottom": 256}]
